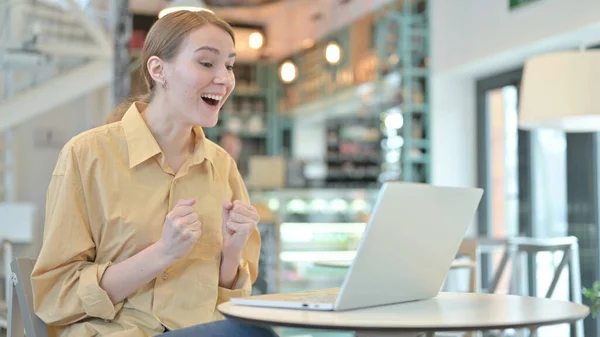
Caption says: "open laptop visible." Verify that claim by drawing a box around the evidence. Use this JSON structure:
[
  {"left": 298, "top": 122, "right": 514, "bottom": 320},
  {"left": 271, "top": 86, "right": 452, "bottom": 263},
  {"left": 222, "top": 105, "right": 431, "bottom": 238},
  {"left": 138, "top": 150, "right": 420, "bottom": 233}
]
[{"left": 231, "top": 181, "right": 483, "bottom": 311}]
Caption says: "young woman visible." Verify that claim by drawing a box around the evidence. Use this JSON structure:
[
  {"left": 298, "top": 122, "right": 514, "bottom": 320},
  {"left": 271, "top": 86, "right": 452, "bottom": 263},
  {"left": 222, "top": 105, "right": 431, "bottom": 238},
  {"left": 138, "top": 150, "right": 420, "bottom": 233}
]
[{"left": 31, "top": 10, "right": 278, "bottom": 337}]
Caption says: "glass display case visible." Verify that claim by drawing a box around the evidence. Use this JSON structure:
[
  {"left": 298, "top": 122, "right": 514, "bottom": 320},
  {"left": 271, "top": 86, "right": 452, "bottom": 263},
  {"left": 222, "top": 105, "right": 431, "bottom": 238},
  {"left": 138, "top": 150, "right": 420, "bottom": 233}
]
[{"left": 250, "top": 188, "right": 380, "bottom": 293}]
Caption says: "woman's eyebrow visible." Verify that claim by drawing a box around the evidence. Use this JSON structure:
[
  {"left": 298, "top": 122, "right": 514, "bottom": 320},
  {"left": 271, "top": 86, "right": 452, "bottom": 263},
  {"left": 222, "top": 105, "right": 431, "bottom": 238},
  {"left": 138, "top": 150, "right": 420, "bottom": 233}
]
[{"left": 195, "top": 46, "right": 236, "bottom": 58}]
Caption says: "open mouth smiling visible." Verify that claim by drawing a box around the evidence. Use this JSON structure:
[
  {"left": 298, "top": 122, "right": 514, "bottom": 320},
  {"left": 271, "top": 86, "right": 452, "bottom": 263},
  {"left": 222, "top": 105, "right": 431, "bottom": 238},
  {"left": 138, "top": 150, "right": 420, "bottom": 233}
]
[{"left": 201, "top": 93, "right": 223, "bottom": 107}]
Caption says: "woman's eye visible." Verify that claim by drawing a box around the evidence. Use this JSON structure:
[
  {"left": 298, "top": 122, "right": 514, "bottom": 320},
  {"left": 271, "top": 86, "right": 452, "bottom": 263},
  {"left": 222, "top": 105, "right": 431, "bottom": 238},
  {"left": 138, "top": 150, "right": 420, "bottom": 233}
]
[
  {"left": 226, "top": 65, "right": 234, "bottom": 71},
  {"left": 200, "top": 62, "right": 213, "bottom": 68}
]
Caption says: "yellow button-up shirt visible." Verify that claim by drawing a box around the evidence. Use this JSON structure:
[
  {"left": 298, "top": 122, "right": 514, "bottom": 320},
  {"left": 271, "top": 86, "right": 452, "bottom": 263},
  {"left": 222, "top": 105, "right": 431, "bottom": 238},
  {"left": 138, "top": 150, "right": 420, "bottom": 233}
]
[{"left": 31, "top": 102, "right": 260, "bottom": 337}]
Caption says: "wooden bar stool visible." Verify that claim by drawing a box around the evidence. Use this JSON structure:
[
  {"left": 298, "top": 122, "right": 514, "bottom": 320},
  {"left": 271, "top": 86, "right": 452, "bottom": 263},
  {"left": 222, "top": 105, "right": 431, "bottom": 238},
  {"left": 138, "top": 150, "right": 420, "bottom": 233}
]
[{"left": 487, "top": 236, "right": 583, "bottom": 337}]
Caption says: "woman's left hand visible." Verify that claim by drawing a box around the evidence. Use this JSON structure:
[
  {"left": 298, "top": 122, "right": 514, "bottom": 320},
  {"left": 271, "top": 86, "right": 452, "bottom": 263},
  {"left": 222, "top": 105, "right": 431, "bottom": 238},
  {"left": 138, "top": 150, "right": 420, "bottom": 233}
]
[{"left": 221, "top": 200, "right": 260, "bottom": 261}]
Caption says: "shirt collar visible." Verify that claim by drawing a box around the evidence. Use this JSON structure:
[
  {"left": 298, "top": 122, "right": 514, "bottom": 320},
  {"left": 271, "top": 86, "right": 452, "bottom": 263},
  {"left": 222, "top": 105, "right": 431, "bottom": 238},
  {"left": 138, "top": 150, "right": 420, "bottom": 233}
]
[
  {"left": 122, "top": 102, "right": 215, "bottom": 169},
  {"left": 190, "top": 125, "right": 216, "bottom": 167}
]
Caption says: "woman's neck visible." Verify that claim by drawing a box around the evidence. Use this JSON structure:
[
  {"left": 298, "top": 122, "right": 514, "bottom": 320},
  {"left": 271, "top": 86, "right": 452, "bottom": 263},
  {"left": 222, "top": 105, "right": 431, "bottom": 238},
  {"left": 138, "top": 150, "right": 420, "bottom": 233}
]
[{"left": 141, "top": 98, "right": 195, "bottom": 158}]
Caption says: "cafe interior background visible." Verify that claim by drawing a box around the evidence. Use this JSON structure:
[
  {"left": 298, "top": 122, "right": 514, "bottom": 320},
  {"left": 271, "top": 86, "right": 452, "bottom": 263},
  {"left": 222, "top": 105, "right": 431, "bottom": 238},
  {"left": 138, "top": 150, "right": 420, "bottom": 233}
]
[{"left": 2, "top": 0, "right": 600, "bottom": 336}]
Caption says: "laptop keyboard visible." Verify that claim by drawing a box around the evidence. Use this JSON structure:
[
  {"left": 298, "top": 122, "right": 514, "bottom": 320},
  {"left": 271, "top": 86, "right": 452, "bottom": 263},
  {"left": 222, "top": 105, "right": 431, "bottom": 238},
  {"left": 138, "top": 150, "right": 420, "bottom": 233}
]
[{"left": 282, "top": 289, "right": 339, "bottom": 304}]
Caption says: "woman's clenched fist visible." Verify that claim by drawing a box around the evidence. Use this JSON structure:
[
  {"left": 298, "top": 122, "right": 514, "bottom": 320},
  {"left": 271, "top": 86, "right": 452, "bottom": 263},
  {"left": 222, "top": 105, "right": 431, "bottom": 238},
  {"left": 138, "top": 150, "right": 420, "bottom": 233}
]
[
  {"left": 221, "top": 200, "right": 259, "bottom": 261},
  {"left": 156, "top": 198, "right": 202, "bottom": 261}
]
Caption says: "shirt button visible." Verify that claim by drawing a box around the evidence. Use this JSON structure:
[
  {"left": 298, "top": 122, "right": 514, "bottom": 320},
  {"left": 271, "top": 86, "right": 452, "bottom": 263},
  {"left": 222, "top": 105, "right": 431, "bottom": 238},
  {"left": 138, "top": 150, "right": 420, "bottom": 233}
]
[{"left": 162, "top": 272, "right": 168, "bottom": 280}]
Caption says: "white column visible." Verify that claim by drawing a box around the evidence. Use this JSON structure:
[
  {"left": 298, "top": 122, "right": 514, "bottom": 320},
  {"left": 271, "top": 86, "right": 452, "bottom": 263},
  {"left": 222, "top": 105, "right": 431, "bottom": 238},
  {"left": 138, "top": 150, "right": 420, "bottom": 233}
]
[{"left": 85, "top": 85, "right": 112, "bottom": 129}]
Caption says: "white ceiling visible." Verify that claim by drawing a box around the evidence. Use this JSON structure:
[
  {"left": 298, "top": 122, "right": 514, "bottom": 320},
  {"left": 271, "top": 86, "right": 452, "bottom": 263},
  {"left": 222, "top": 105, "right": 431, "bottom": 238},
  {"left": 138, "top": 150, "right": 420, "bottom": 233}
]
[{"left": 128, "top": 0, "right": 393, "bottom": 61}]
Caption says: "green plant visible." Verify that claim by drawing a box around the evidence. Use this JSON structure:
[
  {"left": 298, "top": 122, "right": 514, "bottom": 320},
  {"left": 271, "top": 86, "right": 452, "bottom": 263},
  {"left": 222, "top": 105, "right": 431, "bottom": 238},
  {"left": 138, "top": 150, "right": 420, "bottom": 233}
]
[
  {"left": 583, "top": 282, "right": 600, "bottom": 318},
  {"left": 509, "top": 0, "right": 540, "bottom": 9}
]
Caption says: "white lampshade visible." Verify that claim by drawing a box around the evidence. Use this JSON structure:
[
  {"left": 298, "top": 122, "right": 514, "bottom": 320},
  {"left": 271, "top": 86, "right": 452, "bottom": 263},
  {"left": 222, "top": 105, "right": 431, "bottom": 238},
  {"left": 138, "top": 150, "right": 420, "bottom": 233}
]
[
  {"left": 519, "top": 50, "right": 600, "bottom": 132},
  {"left": 158, "top": 0, "right": 213, "bottom": 18}
]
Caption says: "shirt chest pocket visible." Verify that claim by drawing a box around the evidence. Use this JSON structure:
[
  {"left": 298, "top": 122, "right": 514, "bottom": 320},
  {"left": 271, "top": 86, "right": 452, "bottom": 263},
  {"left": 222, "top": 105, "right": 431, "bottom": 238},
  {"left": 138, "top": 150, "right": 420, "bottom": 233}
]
[
  {"left": 96, "top": 176, "right": 170, "bottom": 262},
  {"left": 189, "top": 184, "right": 227, "bottom": 261}
]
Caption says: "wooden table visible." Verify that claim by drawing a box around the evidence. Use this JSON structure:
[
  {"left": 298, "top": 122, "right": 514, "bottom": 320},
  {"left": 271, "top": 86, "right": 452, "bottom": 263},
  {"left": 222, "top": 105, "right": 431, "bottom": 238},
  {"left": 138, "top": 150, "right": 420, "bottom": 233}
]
[
  {"left": 218, "top": 292, "right": 589, "bottom": 337},
  {"left": 315, "top": 258, "right": 475, "bottom": 270}
]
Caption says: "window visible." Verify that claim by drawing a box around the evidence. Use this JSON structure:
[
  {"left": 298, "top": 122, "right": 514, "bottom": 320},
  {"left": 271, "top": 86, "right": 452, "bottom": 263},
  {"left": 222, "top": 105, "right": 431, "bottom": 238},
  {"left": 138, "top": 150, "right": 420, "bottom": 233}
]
[{"left": 478, "top": 70, "right": 570, "bottom": 337}]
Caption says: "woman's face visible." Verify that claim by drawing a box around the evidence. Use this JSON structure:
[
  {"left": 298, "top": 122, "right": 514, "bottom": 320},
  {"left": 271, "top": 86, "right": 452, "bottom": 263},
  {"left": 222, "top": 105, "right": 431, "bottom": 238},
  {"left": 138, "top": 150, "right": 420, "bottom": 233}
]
[{"left": 162, "top": 24, "right": 236, "bottom": 127}]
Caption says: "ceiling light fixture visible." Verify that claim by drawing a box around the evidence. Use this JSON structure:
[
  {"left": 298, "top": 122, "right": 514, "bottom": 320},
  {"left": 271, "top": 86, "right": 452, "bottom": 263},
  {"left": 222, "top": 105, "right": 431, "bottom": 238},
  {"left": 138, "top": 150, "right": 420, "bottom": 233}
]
[
  {"left": 325, "top": 41, "right": 342, "bottom": 65},
  {"left": 248, "top": 31, "right": 264, "bottom": 50},
  {"left": 279, "top": 60, "right": 297, "bottom": 84},
  {"left": 158, "top": 0, "right": 213, "bottom": 19}
]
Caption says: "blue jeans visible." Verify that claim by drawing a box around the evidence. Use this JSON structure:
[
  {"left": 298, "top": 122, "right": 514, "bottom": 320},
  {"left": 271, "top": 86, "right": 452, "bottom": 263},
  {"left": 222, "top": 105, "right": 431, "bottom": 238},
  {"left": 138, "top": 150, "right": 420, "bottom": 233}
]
[{"left": 160, "top": 319, "right": 279, "bottom": 337}]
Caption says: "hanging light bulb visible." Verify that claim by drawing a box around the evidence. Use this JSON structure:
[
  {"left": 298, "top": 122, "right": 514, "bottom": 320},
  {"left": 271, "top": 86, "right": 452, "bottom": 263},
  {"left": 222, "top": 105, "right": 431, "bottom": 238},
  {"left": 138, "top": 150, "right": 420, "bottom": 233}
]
[
  {"left": 279, "top": 60, "right": 297, "bottom": 84},
  {"left": 158, "top": 0, "right": 213, "bottom": 18},
  {"left": 248, "top": 31, "right": 264, "bottom": 50},
  {"left": 325, "top": 41, "right": 342, "bottom": 65}
]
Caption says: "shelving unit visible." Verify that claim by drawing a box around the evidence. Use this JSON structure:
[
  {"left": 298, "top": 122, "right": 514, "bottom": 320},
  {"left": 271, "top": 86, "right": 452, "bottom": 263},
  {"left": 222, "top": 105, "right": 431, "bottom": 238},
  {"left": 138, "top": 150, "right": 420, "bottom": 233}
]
[
  {"left": 277, "top": 27, "right": 353, "bottom": 112},
  {"left": 375, "top": 0, "right": 430, "bottom": 183},
  {"left": 325, "top": 116, "right": 381, "bottom": 188},
  {"left": 279, "top": 0, "right": 430, "bottom": 187},
  {"left": 266, "top": 2, "right": 430, "bottom": 227}
]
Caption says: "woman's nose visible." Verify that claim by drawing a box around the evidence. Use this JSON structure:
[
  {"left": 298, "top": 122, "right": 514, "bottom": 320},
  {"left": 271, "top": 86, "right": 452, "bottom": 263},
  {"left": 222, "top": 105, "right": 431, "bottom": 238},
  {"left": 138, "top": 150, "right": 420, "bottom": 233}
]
[{"left": 213, "top": 67, "right": 232, "bottom": 85}]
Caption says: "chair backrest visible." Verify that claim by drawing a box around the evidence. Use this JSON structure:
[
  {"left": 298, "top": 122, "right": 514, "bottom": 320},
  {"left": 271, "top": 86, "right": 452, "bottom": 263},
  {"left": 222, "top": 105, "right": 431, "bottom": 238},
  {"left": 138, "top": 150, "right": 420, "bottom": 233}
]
[
  {"left": 457, "top": 238, "right": 478, "bottom": 261},
  {"left": 8, "top": 258, "right": 48, "bottom": 337},
  {"left": 489, "top": 236, "right": 584, "bottom": 337},
  {"left": 457, "top": 238, "right": 479, "bottom": 292},
  {"left": 3, "top": 240, "right": 13, "bottom": 303}
]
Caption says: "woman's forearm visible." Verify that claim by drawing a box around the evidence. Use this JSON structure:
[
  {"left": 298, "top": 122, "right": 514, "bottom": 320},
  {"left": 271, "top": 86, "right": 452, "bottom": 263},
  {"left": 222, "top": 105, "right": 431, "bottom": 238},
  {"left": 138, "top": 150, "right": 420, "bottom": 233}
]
[
  {"left": 100, "top": 242, "right": 174, "bottom": 304},
  {"left": 219, "top": 254, "right": 240, "bottom": 289}
]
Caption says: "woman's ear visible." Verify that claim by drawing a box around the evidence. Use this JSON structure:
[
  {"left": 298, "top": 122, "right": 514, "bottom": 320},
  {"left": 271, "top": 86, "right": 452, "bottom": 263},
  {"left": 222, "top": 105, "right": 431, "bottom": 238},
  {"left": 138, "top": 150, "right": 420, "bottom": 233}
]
[{"left": 147, "top": 56, "right": 166, "bottom": 87}]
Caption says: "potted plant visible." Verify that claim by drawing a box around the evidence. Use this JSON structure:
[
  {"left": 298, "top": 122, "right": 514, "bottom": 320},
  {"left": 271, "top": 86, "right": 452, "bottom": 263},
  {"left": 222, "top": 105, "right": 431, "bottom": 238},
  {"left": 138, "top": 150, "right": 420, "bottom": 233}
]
[{"left": 583, "top": 282, "right": 600, "bottom": 318}]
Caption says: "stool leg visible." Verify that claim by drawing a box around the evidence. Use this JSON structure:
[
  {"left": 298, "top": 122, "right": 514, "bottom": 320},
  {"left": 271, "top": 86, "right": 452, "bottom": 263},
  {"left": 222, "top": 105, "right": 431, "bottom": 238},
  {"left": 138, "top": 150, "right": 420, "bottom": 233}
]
[
  {"left": 545, "top": 249, "right": 570, "bottom": 298},
  {"left": 569, "top": 243, "right": 584, "bottom": 337},
  {"left": 489, "top": 250, "right": 510, "bottom": 293},
  {"left": 510, "top": 249, "right": 521, "bottom": 296},
  {"left": 529, "top": 327, "right": 537, "bottom": 337}
]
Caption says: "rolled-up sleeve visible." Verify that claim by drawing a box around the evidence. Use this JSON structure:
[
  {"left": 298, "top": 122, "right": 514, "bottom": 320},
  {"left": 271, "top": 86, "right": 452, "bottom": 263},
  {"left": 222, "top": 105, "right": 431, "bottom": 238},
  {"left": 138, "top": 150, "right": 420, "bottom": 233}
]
[
  {"left": 217, "top": 259, "right": 253, "bottom": 304},
  {"left": 216, "top": 158, "right": 260, "bottom": 305},
  {"left": 31, "top": 144, "right": 123, "bottom": 326}
]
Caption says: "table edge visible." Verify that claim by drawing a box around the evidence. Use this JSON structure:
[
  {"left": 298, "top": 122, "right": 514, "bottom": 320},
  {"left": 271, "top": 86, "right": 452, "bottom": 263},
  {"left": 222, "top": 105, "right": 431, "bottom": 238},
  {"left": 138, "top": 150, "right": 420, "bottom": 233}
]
[{"left": 218, "top": 304, "right": 589, "bottom": 333}]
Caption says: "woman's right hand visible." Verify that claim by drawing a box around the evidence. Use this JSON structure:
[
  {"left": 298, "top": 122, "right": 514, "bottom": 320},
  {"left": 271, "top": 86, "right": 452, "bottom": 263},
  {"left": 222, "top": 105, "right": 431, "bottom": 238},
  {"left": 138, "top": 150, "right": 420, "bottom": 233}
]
[{"left": 155, "top": 198, "right": 202, "bottom": 262}]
